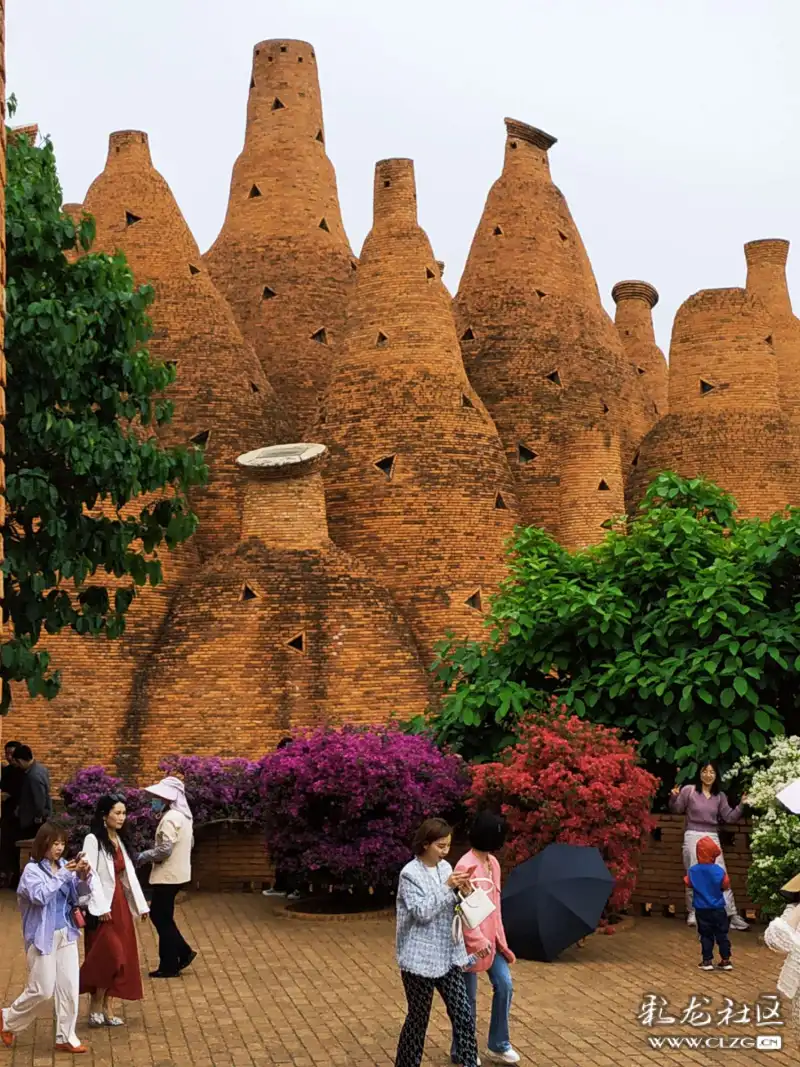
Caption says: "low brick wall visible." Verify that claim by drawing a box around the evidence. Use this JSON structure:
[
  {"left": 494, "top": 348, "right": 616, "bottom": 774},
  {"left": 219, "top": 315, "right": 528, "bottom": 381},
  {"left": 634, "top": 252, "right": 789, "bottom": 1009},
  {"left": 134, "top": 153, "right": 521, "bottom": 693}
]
[
  {"left": 191, "top": 824, "right": 274, "bottom": 892},
  {"left": 631, "top": 814, "right": 756, "bottom": 917}
]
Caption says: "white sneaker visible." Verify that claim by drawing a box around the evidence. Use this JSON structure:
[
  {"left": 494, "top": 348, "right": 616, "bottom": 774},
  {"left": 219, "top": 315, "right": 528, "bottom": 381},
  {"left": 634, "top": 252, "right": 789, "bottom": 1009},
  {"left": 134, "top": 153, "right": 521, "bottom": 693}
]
[
  {"left": 261, "top": 888, "right": 286, "bottom": 897},
  {"left": 487, "top": 1050, "right": 520, "bottom": 1065},
  {"left": 286, "top": 890, "right": 301, "bottom": 900},
  {"left": 729, "top": 914, "right": 750, "bottom": 931},
  {"left": 88, "top": 1012, "right": 105, "bottom": 1028},
  {"left": 686, "top": 911, "right": 697, "bottom": 927}
]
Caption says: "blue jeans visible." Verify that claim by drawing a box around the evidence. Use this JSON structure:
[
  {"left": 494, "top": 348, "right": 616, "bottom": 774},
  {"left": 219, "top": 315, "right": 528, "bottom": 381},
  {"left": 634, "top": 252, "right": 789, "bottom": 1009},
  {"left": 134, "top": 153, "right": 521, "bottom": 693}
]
[{"left": 449, "top": 954, "right": 513, "bottom": 1059}]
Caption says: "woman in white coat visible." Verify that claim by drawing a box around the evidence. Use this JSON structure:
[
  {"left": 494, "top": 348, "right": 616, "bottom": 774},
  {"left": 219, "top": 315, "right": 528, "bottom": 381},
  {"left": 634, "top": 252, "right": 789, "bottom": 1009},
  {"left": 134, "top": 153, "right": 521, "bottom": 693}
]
[{"left": 79, "top": 795, "right": 149, "bottom": 1027}]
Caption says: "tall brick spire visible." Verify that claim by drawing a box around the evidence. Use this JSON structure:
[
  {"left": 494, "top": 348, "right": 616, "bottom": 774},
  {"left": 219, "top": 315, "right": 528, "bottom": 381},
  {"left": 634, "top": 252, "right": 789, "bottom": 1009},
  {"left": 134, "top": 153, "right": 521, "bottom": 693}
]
[
  {"left": 455, "top": 118, "right": 648, "bottom": 541},
  {"left": 82, "top": 130, "right": 287, "bottom": 560},
  {"left": 629, "top": 288, "right": 798, "bottom": 517},
  {"left": 744, "top": 239, "right": 800, "bottom": 429},
  {"left": 132, "top": 443, "right": 431, "bottom": 778},
  {"left": 204, "top": 40, "right": 355, "bottom": 437},
  {"left": 319, "top": 158, "right": 519, "bottom": 666},
  {"left": 612, "top": 280, "right": 668, "bottom": 422}
]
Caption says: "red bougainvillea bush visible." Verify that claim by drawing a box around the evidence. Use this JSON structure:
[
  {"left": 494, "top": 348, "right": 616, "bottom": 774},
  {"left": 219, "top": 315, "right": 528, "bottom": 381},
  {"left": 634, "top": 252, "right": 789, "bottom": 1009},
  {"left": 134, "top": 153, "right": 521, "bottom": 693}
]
[
  {"left": 259, "top": 726, "right": 470, "bottom": 901},
  {"left": 469, "top": 711, "right": 658, "bottom": 913}
]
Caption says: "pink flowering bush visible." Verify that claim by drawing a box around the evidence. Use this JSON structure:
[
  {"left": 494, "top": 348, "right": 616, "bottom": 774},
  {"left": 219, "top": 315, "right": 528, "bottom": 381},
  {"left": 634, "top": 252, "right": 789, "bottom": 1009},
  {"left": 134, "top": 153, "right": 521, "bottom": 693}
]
[
  {"left": 259, "top": 726, "right": 470, "bottom": 900},
  {"left": 60, "top": 767, "right": 156, "bottom": 855},
  {"left": 469, "top": 711, "right": 658, "bottom": 913}
]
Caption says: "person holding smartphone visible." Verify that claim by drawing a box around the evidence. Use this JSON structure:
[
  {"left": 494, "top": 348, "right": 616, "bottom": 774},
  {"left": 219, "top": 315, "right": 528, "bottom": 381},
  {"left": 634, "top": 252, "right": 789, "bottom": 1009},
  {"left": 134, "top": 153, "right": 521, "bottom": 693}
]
[{"left": 0, "top": 822, "right": 92, "bottom": 1054}]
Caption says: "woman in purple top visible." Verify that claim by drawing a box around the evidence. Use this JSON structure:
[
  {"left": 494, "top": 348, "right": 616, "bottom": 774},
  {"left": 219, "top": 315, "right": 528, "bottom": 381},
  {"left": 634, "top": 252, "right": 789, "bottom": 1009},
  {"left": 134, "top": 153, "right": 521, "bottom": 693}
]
[
  {"left": 0, "top": 822, "right": 92, "bottom": 1054},
  {"left": 669, "top": 761, "right": 749, "bottom": 931}
]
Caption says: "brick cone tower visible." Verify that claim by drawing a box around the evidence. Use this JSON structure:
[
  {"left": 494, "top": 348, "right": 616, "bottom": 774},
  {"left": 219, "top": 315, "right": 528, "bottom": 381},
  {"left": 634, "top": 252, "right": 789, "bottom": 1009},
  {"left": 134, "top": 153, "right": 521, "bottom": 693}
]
[
  {"left": 744, "top": 239, "right": 800, "bottom": 429},
  {"left": 318, "top": 158, "right": 519, "bottom": 667},
  {"left": 204, "top": 40, "right": 355, "bottom": 437},
  {"left": 82, "top": 130, "right": 287, "bottom": 560},
  {"left": 455, "top": 119, "right": 648, "bottom": 540},
  {"left": 558, "top": 425, "right": 625, "bottom": 550},
  {"left": 132, "top": 443, "right": 431, "bottom": 779},
  {"left": 629, "top": 288, "right": 798, "bottom": 517},
  {"left": 612, "top": 280, "right": 668, "bottom": 422}
]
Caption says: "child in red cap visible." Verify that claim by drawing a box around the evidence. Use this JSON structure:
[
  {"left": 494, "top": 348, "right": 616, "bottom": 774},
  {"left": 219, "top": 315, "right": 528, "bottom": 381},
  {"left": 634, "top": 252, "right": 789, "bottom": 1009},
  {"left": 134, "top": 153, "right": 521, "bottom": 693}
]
[{"left": 685, "top": 836, "right": 733, "bottom": 970}]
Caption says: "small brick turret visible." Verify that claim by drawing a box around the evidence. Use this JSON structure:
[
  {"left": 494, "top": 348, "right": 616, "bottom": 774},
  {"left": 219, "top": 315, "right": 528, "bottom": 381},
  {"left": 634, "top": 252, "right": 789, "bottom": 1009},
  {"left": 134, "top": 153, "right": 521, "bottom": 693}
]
[
  {"left": 82, "top": 130, "right": 287, "bottom": 560},
  {"left": 204, "top": 40, "right": 355, "bottom": 437},
  {"left": 744, "top": 239, "right": 800, "bottom": 430},
  {"left": 629, "top": 288, "right": 799, "bottom": 516},
  {"left": 455, "top": 118, "right": 647, "bottom": 543},
  {"left": 132, "top": 443, "right": 431, "bottom": 779},
  {"left": 319, "top": 158, "right": 519, "bottom": 666},
  {"left": 612, "top": 280, "right": 668, "bottom": 423}
]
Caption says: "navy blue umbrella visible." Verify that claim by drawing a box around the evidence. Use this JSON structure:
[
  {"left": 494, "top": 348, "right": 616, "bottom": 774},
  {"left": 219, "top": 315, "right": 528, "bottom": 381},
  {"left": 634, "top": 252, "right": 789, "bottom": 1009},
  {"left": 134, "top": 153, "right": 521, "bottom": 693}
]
[{"left": 501, "top": 843, "right": 615, "bottom": 961}]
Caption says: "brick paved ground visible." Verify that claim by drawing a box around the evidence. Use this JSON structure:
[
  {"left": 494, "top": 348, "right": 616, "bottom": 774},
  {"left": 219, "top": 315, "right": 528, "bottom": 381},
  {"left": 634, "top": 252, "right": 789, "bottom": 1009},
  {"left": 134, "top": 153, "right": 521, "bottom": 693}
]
[{"left": 0, "top": 892, "right": 796, "bottom": 1067}]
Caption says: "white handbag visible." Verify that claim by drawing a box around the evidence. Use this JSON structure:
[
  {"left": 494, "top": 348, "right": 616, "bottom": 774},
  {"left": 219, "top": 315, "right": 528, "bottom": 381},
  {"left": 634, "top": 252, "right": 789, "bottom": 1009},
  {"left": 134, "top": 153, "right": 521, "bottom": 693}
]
[{"left": 452, "top": 876, "right": 496, "bottom": 942}]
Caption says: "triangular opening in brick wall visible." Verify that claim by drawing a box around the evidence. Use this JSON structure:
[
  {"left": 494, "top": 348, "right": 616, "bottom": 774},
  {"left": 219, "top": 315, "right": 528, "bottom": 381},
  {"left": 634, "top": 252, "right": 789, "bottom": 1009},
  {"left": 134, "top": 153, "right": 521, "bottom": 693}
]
[
  {"left": 493, "top": 225, "right": 504, "bottom": 236},
  {"left": 350, "top": 261, "right": 358, "bottom": 272},
  {"left": 631, "top": 451, "right": 640, "bottom": 468},
  {"left": 376, "top": 331, "right": 389, "bottom": 347},
  {"left": 461, "top": 327, "right": 476, "bottom": 341},
  {"left": 637, "top": 366, "right": 646, "bottom": 375},
  {"left": 536, "top": 289, "right": 546, "bottom": 298},
  {"left": 189, "top": 264, "right": 201, "bottom": 275},
  {"left": 602, "top": 401, "right": 610, "bottom": 414},
  {"left": 465, "top": 589, "right": 483, "bottom": 611},
  {"left": 653, "top": 403, "right": 659, "bottom": 416},
  {"left": 319, "top": 217, "right": 331, "bottom": 232},
  {"left": 518, "top": 444, "right": 537, "bottom": 464},
  {"left": 240, "top": 583, "right": 259, "bottom": 602},
  {"left": 494, "top": 493, "right": 508, "bottom": 510},
  {"left": 262, "top": 285, "right": 276, "bottom": 300},
  {"left": 700, "top": 379, "right": 715, "bottom": 394},
  {"left": 125, "top": 211, "right": 142, "bottom": 226},
  {"left": 311, "top": 328, "right": 329, "bottom": 345},
  {"left": 165, "top": 360, "right": 178, "bottom": 371},
  {"left": 250, "top": 382, "right": 260, "bottom": 393},
  {"left": 598, "top": 479, "right": 610, "bottom": 491},
  {"left": 375, "top": 455, "right": 396, "bottom": 480},
  {"left": 316, "top": 130, "right": 324, "bottom": 143},
  {"left": 249, "top": 185, "right": 262, "bottom": 199},
  {"left": 546, "top": 369, "right": 562, "bottom": 385},
  {"left": 287, "top": 632, "right": 305, "bottom": 653},
  {"left": 272, "top": 97, "right": 286, "bottom": 111},
  {"left": 426, "top": 267, "right": 436, "bottom": 280},
  {"left": 558, "top": 230, "right": 568, "bottom": 242},
  {"left": 766, "top": 335, "right": 774, "bottom": 347},
  {"left": 250, "top": 77, "right": 256, "bottom": 89},
  {"left": 190, "top": 429, "right": 210, "bottom": 447},
  {"left": 461, "top": 394, "right": 474, "bottom": 409}
]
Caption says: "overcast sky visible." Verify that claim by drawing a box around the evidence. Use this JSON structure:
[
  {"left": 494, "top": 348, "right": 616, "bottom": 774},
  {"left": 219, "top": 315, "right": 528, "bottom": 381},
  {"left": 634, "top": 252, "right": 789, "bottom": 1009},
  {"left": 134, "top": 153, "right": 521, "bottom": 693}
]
[{"left": 8, "top": 0, "right": 800, "bottom": 349}]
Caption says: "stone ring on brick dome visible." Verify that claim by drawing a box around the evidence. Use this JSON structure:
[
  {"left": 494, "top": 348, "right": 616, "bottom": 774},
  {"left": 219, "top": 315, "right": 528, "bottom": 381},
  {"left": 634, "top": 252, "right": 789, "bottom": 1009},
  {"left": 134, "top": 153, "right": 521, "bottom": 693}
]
[
  {"left": 504, "top": 118, "right": 557, "bottom": 151},
  {"left": 236, "top": 442, "right": 328, "bottom": 479},
  {"left": 611, "top": 280, "right": 659, "bottom": 309}
]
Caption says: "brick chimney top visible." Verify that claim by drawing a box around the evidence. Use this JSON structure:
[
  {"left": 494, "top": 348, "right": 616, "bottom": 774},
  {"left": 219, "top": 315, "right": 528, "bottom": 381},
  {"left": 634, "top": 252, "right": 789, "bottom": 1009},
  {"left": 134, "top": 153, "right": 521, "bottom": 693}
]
[
  {"left": 374, "top": 159, "right": 418, "bottom": 226},
  {"left": 504, "top": 118, "right": 557, "bottom": 151},
  {"left": 744, "top": 239, "right": 790, "bottom": 266},
  {"left": 612, "top": 280, "right": 659, "bottom": 309},
  {"left": 253, "top": 39, "right": 315, "bottom": 59},
  {"left": 107, "top": 130, "right": 152, "bottom": 164},
  {"left": 236, "top": 443, "right": 329, "bottom": 547},
  {"left": 236, "top": 442, "right": 327, "bottom": 479}
]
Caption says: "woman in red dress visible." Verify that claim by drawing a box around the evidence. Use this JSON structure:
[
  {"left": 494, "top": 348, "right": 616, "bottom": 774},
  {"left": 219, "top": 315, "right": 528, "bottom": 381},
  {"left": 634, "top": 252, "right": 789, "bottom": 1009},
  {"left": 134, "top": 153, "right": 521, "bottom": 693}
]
[{"left": 80, "top": 796, "right": 150, "bottom": 1027}]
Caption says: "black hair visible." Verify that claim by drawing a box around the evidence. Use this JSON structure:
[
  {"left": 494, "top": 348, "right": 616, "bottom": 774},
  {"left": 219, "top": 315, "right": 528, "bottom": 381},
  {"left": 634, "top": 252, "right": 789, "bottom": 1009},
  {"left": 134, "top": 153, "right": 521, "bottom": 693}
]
[
  {"left": 90, "top": 794, "right": 133, "bottom": 856},
  {"left": 13, "top": 744, "right": 33, "bottom": 762},
  {"left": 276, "top": 737, "right": 293, "bottom": 750},
  {"left": 469, "top": 810, "right": 508, "bottom": 852},
  {"left": 4, "top": 740, "right": 21, "bottom": 751},
  {"left": 694, "top": 760, "right": 721, "bottom": 795}
]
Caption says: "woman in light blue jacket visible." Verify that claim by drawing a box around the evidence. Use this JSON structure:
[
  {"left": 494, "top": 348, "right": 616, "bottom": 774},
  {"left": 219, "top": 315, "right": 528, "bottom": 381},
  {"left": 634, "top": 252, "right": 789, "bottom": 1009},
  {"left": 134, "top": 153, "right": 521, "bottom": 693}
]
[{"left": 395, "top": 817, "right": 486, "bottom": 1067}]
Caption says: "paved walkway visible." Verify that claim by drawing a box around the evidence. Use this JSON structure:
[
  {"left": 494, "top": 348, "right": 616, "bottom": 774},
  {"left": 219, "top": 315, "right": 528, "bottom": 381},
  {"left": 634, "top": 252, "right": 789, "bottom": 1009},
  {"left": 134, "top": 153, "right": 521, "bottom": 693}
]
[{"left": 0, "top": 892, "right": 796, "bottom": 1066}]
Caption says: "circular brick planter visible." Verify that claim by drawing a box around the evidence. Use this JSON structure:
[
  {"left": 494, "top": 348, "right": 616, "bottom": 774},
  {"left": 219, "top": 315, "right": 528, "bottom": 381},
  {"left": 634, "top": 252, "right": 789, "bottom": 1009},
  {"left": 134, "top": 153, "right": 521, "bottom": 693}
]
[{"left": 275, "top": 898, "right": 395, "bottom": 922}]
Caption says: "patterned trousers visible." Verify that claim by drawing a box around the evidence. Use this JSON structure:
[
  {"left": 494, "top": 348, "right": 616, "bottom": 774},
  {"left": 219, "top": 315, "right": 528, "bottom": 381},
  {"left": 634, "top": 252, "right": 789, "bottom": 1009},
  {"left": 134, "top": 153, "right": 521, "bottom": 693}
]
[{"left": 396, "top": 967, "right": 479, "bottom": 1067}]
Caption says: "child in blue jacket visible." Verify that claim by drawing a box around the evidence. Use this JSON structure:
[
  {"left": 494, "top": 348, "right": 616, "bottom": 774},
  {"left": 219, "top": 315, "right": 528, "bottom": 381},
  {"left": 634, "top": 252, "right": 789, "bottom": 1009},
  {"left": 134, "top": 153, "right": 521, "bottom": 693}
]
[{"left": 685, "top": 835, "right": 733, "bottom": 971}]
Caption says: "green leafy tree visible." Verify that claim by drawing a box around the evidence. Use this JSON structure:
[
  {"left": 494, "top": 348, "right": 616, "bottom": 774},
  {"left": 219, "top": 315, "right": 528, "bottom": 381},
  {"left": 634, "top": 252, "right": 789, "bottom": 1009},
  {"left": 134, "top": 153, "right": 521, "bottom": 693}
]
[
  {"left": 418, "top": 473, "right": 800, "bottom": 784},
  {"left": 1, "top": 122, "right": 207, "bottom": 711}
]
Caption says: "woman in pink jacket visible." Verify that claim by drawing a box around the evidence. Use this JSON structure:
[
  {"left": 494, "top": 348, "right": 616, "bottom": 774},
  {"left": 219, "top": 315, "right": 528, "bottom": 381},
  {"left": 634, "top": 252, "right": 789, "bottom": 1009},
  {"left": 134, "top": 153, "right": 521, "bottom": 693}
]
[{"left": 450, "top": 812, "right": 520, "bottom": 1066}]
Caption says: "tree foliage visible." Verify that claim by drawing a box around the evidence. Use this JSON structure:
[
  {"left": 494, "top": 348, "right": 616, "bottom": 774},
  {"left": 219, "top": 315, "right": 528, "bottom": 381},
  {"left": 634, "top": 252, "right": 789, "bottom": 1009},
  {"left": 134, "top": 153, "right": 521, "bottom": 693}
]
[
  {"left": 1, "top": 124, "right": 206, "bottom": 710},
  {"left": 420, "top": 473, "right": 800, "bottom": 783}
]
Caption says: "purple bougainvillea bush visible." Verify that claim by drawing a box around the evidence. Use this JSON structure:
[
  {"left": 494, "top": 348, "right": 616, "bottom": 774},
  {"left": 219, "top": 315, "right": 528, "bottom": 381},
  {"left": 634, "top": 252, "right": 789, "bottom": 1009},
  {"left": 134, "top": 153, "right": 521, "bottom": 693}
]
[
  {"left": 259, "top": 726, "right": 470, "bottom": 899},
  {"left": 157, "top": 755, "right": 266, "bottom": 829},
  {"left": 60, "top": 767, "right": 156, "bottom": 856}
]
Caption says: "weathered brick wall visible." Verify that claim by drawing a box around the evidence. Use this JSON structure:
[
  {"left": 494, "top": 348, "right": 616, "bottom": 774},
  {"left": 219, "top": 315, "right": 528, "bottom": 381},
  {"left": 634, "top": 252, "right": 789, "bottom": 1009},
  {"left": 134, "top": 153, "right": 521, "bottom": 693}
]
[
  {"left": 204, "top": 39, "right": 355, "bottom": 438},
  {"left": 132, "top": 444, "right": 432, "bottom": 782},
  {"left": 744, "top": 239, "right": 800, "bottom": 432},
  {"left": 454, "top": 118, "right": 651, "bottom": 545},
  {"left": 318, "top": 158, "right": 519, "bottom": 668},
  {"left": 630, "top": 287, "right": 799, "bottom": 516},
  {"left": 191, "top": 825, "right": 274, "bottom": 893}
]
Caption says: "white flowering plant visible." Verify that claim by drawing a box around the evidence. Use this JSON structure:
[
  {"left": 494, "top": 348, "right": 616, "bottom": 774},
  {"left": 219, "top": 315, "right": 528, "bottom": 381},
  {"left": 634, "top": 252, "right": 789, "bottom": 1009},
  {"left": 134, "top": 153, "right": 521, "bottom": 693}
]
[{"left": 726, "top": 735, "right": 800, "bottom": 918}]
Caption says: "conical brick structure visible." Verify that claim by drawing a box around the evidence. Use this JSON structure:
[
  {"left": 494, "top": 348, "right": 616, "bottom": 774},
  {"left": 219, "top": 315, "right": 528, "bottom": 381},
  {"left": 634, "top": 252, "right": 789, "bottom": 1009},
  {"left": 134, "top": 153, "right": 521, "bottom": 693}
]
[
  {"left": 318, "top": 159, "right": 519, "bottom": 667},
  {"left": 455, "top": 119, "right": 647, "bottom": 541},
  {"left": 744, "top": 239, "right": 800, "bottom": 429},
  {"left": 612, "top": 280, "right": 668, "bottom": 422},
  {"left": 204, "top": 40, "right": 355, "bottom": 437},
  {"left": 628, "top": 288, "right": 799, "bottom": 517},
  {"left": 133, "top": 443, "right": 431, "bottom": 780},
  {"left": 82, "top": 130, "right": 286, "bottom": 560}
]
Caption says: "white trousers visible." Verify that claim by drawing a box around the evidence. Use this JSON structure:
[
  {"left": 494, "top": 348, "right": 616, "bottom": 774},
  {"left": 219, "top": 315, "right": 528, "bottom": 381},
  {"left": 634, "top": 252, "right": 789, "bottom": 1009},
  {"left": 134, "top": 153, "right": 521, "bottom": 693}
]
[
  {"left": 682, "top": 830, "right": 738, "bottom": 917},
  {"left": 2, "top": 928, "right": 80, "bottom": 1046}
]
